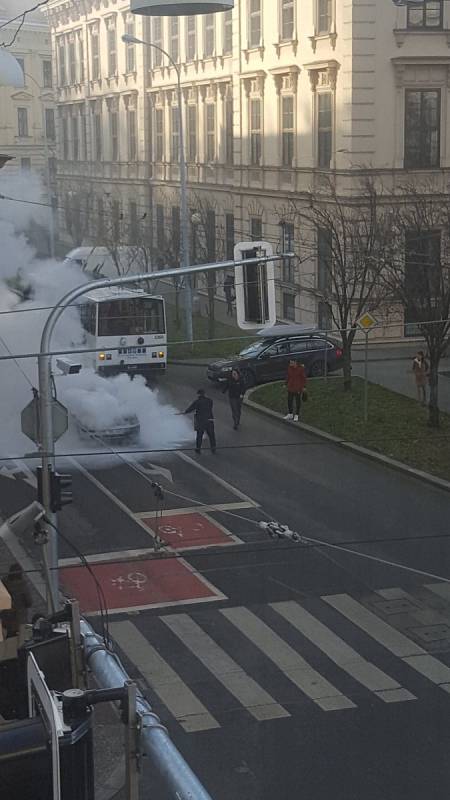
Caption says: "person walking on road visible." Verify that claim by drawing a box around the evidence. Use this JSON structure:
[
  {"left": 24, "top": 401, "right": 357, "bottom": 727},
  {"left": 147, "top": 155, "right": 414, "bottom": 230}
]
[
  {"left": 184, "top": 389, "right": 217, "bottom": 454},
  {"left": 224, "top": 275, "right": 235, "bottom": 317},
  {"left": 412, "top": 350, "right": 429, "bottom": 405},
  {"left": 284, "top": 359, "right": 306, "bottom": 422},
  {"left": 222, "top": 368, "right": 246, "bottom": 429}
]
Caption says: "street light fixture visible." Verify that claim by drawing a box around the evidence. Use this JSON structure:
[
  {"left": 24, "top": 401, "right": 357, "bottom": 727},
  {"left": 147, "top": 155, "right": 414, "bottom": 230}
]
[
  {"left": 131, "top": 0, "right": 233, "bottom": 15},
  {"left": 122, "top": 32, "right": 193, "bottom": 343}
]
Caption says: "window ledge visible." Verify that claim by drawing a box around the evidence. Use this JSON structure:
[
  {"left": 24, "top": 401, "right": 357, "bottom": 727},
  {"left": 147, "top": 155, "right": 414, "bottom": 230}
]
[
  {"left": 393, "top": 28, "right": 450, "bottom": 48},
  {"left": 243, "top": 44, "right": 265, "bottom": 63},
  {"left": 274, "top": 39, "right": 298, "bottom": 57},
  {"left": 309, "top": 31, "right": 337, "bottom": 53}
]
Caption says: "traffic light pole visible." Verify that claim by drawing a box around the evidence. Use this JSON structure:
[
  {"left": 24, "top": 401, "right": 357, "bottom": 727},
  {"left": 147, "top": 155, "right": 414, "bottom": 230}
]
[{"left": 38, "top": 251, "right": 287, "bottom": 611}]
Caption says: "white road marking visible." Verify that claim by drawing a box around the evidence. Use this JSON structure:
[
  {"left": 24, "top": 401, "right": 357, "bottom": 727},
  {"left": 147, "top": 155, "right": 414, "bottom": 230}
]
[
  {"left": 425, "top": 582, "right": 450, "bottom": 602},
  {"left": 272, "top": 601, "right": 415, "bottom": 703},
  {"left": 120, "top": 454, "right": 174, "bottom": 484},
  {"left": 161, "top": 613, "right": 290, "bottom": 721},
  {"left": 176, "top": 451, "right": 258, "bottom": 506},
  {"left": 134, "top": 501, "right": 256, "bottom": 517},
  {"left": 110, "top": 620, "right": 220, "bottom": 733},
  {"left": 324, "top": 594, "right": 450, "bottom": 690},
  {"left": 221, "top": 607, "right": 355, "bottom": 712}
]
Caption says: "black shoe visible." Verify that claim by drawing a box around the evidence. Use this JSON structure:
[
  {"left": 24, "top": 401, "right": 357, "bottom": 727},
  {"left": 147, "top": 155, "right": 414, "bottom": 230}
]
[
  {"left": 233, "top": 424, "right": 238, "bottom": 430},
  {"left": 211, "top": 448, "right": 217, "bottom": 454},
  {"left": 195, "top": 449, "right": 201, "bottom": 454}
]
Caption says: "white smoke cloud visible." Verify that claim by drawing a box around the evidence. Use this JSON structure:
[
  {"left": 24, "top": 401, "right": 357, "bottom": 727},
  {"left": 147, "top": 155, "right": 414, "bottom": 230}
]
[{"left": 0, "top": 172, "right": 190, "bottom": 461}]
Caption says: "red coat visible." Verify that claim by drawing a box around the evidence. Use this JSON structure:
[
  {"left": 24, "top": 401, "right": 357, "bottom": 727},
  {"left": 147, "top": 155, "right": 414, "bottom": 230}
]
[{"left": 287, "top": 364, "right": 306, "bottom": 393}]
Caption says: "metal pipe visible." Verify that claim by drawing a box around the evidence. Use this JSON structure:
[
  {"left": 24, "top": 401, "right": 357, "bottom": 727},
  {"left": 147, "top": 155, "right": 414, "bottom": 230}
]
[
  {"left": 122, "top": 34, "right": 193, "bottom": 343},
  {"left": 38, "top": 251, "right": 286, "bottom": 610},
  {"left": 80, "top": 619, "right": 213, "bottom": 800}
]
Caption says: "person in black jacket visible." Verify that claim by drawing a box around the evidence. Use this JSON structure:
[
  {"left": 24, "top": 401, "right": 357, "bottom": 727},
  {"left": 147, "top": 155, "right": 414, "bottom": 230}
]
[
  {"left": 184, "top": 389, "right": 217, "bottom": 454},
  {"left": 222, "top": 369, "right": 246, "bottom": 429}
]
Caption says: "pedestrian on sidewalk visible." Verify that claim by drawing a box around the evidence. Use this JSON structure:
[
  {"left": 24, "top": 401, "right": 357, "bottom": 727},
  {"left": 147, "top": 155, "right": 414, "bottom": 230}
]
[
  {"left": 222, "top": 368, "right": 246, "bottom": 429},
  {"left": 184, "top": 389, "right": 217, "bottom": 454},
  {"left": 284, "top": 359, "right": 306, "bottom": 422},
  {"left": 224, "top": 275, "right": 235, "bottom": 317},
  {"left": 412, "top": 350, "right": 429, "bottom": 405}
]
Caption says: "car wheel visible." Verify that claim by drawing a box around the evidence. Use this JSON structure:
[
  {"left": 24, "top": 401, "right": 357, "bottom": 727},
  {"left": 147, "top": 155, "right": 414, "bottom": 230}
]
[
  {"left": 243, "top": 369, "right": 256, "bottom": 388},
  {"left": 309, "top": 360, "right": 325, "bottom": 378}
]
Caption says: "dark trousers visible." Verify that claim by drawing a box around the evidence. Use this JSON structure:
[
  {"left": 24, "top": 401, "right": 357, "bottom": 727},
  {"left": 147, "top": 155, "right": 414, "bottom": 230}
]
[
  {"left": 288, "top": 392, "right": 302, "bottom": 415},
  {"left": 196, "top": 421, "right": 216, "bottom": 451},
  {"left": 225, "top": 295, "right": 233, "bottom": 315},
  {"left": 229, "top": 396, "right": 242, "bottom": 426}
]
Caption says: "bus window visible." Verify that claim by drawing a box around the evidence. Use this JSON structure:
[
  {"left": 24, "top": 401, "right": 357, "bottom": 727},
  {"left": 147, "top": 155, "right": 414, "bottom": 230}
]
[
  {"left": 98, "top": 298, "right": 165, "bottom": 337},
  {"left": 79, "top": 302, "right": 96, "bottom": 335}
]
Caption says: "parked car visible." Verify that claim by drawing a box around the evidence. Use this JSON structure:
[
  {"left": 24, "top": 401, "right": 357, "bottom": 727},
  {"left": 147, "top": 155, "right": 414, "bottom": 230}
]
[{"left": 207, "top": 325, "right": 343, "bottom": 387}]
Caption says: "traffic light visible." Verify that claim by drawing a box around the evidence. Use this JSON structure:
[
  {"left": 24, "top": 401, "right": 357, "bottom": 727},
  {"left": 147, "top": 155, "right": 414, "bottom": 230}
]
[
  {"left": 234, "top": 241, "right": 276, "bottom": 330},
  {"left": 50, "top": 472, "right": 73, "bottom": 512}
]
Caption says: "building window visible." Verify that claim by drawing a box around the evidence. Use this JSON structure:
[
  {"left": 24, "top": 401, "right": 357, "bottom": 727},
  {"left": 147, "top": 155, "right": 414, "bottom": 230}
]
[
  {"left": 58, "top": 39, "right": 66, "bottom": 85},
  {"left": 69, "top": 37, "right": 76, "bottom": 84},
  {"left": 407, "top": 1, "right": 443, "bottom": 29},
  {"left": 129, "top": 200, "right": 138, "bottom": 242},
  {"left": 205, "top": 103, "right": 216, "bottom": 161},
  {"left": 78, "top": 33, "right": 85, "bottom": 82},
  {"left": 112, "top": 200, "right": 121, "bottom": 240},
  {"left": 48, "top": 157, "right": 56, "bottom": 179},
  {"left": 249, "top": 98, "right": 262, "bottom": 165},
  {"left": 90, "top": 25, "right": 100, "bottom": 80},
  {"left": 94, "top": 113, "right": 102, "bottom": 160},
  {"left": 43, "top": 59, "right": 52, "bottom": 88},
  {"left": 125, "top": 15, "right": 136, "bottom": 72},
  {"left": 171, "top": 106, "right": 180, "bottom": 162},
  {"left": 187, "top": 105, "right": 197, "bottom": 161},
  {"left": 110, "top": 111, "right": 119, "bottom": 160},
  {"left": 17, "top": 107, "right": 28, "bottom": 137},
  {"left": 155, "top": 107, "right": 164, "bottom": 161},
  {"left": 204, "top": 14, "right": 215, "bottom": 57},
  {"left": 249, "top": 0, "right": 262, "bottom": 47},
  {"left": 62, "top": 117, "right": 69, "bottom": 159},
  {"left": 317, "top": 0, "right": 332, "bottom": 34},
  {"left": 186, "top": 16, "right": 196, "bottom": 61},
  {"left": 127, "top": 109, "right": 137, "bottom": 161},
  {"left": 281, "top": 95, "right": 294, "bottom": 167},
  {"left": 156, "top": 204, "right": 165, "bottom": 250},
  {"left": 318, "top": 300, "right": 332, "bottom": 330},
  {"left": 317, "top": 92, "right": 332, "bottom": 168},
  {"left": 21, "top": 157, "right": 31, "bottom": 171},
  {"left": 281, "top": 222, "right": 295, "bottom": 282},
  {"left": 283, "top": 292, "right": 296, "bottom": 321},
  {"left": 280, "top": 0, "right": 294, "bottom": 41},
  {"left": 152, "top": 18, "right": 163, "bottom": 67},
  {"left": 45, "top": 108, "right": 55, "bottom": 140},
  {"left": 81, "top": 113, "right": 87, "bottom": 159},
  {"left": 251, "top": 216, "right": 262, "bottom": 241},
  {"left": 107, "top": 18, "right": 117, "bottom": 76},
  {"left": 317, "top": 227, "right": 332, "bottom": 293},
  {"left": 225, "top": 95, "right": 234, "bottom": 164},
  {"left": 97, "top": 196, "right": 104, "bottom": 239},
  {"left": 223, "top": 10, "right": 233, "bottom": 54},
  {"left": 72, "top": 116, "right": 79, "bottom": 160},
  {"left": 172, "top": 205, "right": 181, "bottom": 252},
  {"left": 170, "top": 17, "right": 179, "bottom": 63},
  {"left": 16, "top": 57, "right": 25, "bottom": 76},
  {"left": 226, "top": 213, "right": 235, "bottom": 260},
  {"left": 404, "top": 230, "right": 441, "bottom": 335},
  {"left": 404, "top": 89, "right": 440, "bottom": 169},
  {"left": 206, "top": 210, "right": 216, "bottom": 260}
]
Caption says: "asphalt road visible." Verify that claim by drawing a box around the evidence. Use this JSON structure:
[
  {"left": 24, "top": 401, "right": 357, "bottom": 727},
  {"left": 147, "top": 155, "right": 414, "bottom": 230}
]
[{"left": 2, "top": 363, "right": 450, "bottom": 800}]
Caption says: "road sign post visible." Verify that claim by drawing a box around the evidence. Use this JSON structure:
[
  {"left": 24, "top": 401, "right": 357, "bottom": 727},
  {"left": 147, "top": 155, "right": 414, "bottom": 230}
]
[{"left": 356, "top": 312, "right": 378, "bottom": 423}]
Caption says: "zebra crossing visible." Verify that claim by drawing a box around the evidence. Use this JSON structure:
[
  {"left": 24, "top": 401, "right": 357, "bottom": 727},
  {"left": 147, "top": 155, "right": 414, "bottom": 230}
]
[{"left": 110, "top": 584, "right": 450, "bottom": 733}]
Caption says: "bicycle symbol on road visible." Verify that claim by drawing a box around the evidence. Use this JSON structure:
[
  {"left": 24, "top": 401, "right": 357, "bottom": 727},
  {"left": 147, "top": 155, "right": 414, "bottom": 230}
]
[
  {"left": 111, "top": 571, "right": 147, "bottom": 591},
  {"left": 158, "top": 521, "right": 205, "bottom": 539}
]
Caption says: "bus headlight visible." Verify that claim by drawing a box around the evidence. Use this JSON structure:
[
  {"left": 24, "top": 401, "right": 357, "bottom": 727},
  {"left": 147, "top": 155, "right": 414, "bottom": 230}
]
[
  {"left": 99, "top": 352, "right": 106, "bottom": 361},
  {"left": 159, "top": 351, "right": 164, "bottom": 358}
]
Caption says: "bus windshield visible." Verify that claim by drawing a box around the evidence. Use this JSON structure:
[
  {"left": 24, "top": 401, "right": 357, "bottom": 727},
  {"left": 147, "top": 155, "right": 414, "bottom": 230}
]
[{"left": 98, "top": 298, "right": 165, "bottom": 337}]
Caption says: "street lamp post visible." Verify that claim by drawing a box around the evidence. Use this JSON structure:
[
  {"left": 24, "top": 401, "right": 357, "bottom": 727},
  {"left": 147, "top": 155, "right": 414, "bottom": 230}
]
[{"left": 122, "top": 33, "right": 193, "bottom": 344}]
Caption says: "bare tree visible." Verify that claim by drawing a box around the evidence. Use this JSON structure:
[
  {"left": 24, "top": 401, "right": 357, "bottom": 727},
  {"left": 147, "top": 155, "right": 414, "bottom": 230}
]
[
  {"left": 63, "top": 183, "right": 93, "bottom": 248},
  {"left": 291, "top": 177, "right": 393, "bottom": 390},
  {"left": 191, "top": 193, "right": 226, "bottom": 340},
  {"left": 98, "top": 195, "right": 152, "bottom": 277},
  {"left": 384, "top": 186, "right": 450, "bottom": 428}
]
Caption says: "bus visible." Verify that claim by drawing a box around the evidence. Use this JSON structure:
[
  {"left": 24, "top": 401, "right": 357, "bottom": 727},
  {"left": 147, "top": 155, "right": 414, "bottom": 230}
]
[{"left": 77, "top": 287, "right": 167, "bottom": 377}]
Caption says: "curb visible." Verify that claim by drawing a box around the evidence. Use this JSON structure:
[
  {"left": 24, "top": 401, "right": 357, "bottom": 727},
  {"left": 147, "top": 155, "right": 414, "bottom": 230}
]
[{"left": 244, "top": 392, "right": 450, "bottom": 495}]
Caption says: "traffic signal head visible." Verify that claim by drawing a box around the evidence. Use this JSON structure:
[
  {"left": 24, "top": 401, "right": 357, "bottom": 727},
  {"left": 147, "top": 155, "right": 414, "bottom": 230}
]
[{"left": 50, "top": 471, "right": 73, "bottom": 512}]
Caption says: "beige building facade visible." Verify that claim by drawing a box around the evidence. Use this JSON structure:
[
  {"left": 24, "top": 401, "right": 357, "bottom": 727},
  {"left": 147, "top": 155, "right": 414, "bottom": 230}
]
[
  {"left": 0, "top": 14, "right": 56, "bottom": 185},
  {"left": 47, "top": 0, "right": 450, "bottom": 335}
]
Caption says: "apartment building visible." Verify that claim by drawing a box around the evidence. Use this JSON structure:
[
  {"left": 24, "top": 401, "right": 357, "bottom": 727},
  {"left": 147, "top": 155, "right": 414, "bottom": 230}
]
[
  {"left": 0, "top": 13, "right": 56, "bottom": 184},
  {"left": 47, "top": 0, "right": 450, "bottom": 334}
]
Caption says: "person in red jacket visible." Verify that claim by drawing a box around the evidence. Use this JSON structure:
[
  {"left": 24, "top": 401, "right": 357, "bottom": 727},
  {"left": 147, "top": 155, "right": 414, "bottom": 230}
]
[{"left": 284, "top": 359, "right": 306, "bottom": 421}]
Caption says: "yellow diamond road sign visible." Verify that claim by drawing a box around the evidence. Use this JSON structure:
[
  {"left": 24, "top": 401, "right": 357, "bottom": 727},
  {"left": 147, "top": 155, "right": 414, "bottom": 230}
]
[{"left": 357, "top": 312, "right": 378, "bottom": 331}]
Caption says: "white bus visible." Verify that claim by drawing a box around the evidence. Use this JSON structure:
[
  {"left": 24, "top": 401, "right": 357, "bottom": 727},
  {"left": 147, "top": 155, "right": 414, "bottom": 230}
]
[{"left": 77, "top": 287, "right": 167, "bottom": 377}]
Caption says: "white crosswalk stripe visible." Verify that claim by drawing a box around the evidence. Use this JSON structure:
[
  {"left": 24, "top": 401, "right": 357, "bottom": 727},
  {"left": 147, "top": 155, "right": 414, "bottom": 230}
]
[
  {"left": 161, "top": 613, "right": 290, "bottom": 721},
  {"left": 271, "top": 601, "right": 415, "bottom": 703},
  {"left": 324, "top": 594, "right": 450, "bottom": 694},
  {"left": 110, "top": 588, "right": 450, "bottom": 733},
  {"left": 221, "top": 606, "right": 355, "bottom": 711}
]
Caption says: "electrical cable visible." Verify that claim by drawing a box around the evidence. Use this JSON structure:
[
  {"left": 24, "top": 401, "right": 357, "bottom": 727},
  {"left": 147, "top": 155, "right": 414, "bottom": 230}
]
[{"left": 0, "top": 0, "right": 50, "bottom": 46}]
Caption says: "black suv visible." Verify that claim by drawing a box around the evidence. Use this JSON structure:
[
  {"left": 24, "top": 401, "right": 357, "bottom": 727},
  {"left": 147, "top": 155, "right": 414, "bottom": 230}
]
[{"left": 207, "top": 325, "right": 343, "bottom": 387}]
